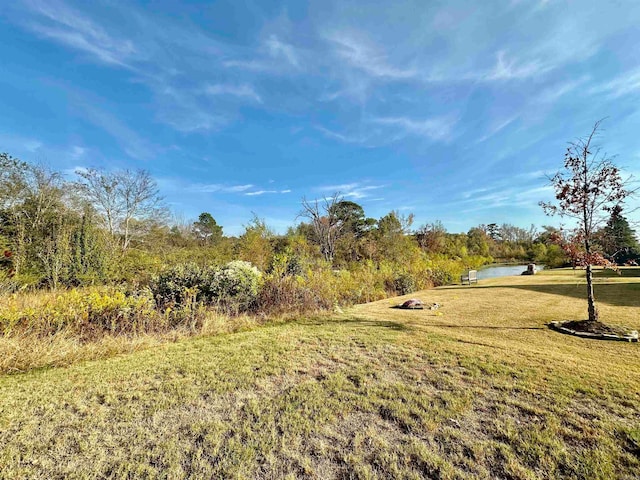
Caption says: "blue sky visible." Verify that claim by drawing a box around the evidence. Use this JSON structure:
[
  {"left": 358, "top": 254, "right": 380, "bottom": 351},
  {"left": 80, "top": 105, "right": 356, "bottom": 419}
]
[{"left": 1, "top": 0, "right": 640, "bottom": 235}]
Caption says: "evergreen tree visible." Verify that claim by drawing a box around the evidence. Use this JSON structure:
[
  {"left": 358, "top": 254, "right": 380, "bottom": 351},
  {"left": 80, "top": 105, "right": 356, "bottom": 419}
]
[
  {"left": 192, "top": 212, "right": 223, "bottom": 245},
  {"left": 599, "top": 205, "right": 639, "bottom": 264}
]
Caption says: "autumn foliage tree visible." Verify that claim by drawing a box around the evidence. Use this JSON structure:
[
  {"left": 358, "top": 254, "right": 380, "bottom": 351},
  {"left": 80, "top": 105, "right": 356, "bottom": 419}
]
[{"left": 540, "top": 121, "right": 632, "bottom": 323}]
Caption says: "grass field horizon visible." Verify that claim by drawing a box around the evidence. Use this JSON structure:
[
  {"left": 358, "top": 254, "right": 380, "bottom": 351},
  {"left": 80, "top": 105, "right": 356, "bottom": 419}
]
[{"left": 1, "top": 268, "right": 639, "bottom": 479}]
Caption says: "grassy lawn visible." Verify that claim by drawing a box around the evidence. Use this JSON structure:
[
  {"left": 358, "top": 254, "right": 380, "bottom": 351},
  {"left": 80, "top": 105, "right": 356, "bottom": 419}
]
[{"left": 1, "top": 269, "right": 639, "bottom": 479}]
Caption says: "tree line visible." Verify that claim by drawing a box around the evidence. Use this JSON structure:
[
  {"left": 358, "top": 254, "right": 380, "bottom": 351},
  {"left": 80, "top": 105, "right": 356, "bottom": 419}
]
[{"left": 1, "top": 151, "right": 638, "bottom": 291}]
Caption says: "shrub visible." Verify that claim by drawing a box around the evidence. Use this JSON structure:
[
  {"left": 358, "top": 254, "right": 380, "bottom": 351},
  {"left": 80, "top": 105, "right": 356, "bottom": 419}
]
[
  {"left": 211, "top": 260, "right": 262, "bottom": 312},
  {"left": 150, "top": 263, "right": 216, "bottom": 307},
  {"left": 544, "top": 244, "right": 569, "bottom": 268},
  {"left": 150, "top": 261, "right": 261, "bottom": 313},
  {"left": 268, "top": 251, "right": 304, "bottom": 278},
  {"left": 258, "top": 273, "right": 330, "bottom": 314},
  {"left": 117, "top": 249, "right": 166, "bottom": 284},
  {"left": 392, "top": 272, "right": 416, "bottom": 295},
  {"left": 0, "top": 269, "right": 19, "bottom": 295}
]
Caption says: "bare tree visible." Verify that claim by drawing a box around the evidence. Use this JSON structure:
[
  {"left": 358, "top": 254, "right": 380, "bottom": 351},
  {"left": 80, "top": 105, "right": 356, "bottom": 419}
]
[
  {"left": 416, "top": 221, "right": 447, "bottom": 253},
  {"left": 0, "top": 154, "right": 65, "bottom": 275},
  {"left": 74, "top": 168, "right": 120, "bottom": 236},
  {"left": 298, "top": 194, "right": 343, "bottom": 263},
  {"left": 75, "top": 168, "right": 164, "bottom": 250},
  {"left": 540, "top": 120, "right": 633, "bottom": 323}
]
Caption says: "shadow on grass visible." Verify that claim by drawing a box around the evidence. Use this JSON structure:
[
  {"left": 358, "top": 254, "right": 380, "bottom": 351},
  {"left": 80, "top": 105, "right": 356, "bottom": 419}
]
[
  {"left": 437, "top": 283, "right": 640, "bottom": 308},
  {"left": 299, "top": 316, "right": 412, "bottom": 332},
  {"left": 420, "top": 324, "right": 545, "bottom": 330},
  {"left": 593, "top": 267, "right": 640, "bottom": 278},
  {"left": 300, "top": 317, "right": 543, "bottom": 333}
]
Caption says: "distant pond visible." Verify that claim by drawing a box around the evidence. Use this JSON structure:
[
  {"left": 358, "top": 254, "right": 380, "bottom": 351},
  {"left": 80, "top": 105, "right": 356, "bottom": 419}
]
[{"left": 477, "top": 264, "right": 545, "bottom": 280}]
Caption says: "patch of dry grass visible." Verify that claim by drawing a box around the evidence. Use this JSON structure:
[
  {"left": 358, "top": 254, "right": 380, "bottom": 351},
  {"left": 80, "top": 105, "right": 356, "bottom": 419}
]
[
  {"left": 0, "top": 283, "right": 333, "bottom": 374},
  {"left": 0, "top": 303, "right": 275, "bottom": 374},
  {"left": 0, "top": 268, "right": 639, "bottom": 479}
]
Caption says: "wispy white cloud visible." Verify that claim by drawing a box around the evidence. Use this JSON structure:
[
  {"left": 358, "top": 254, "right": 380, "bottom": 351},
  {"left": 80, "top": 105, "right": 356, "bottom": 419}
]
[
  {"left": 589, "top": 68, "right": 640, "bottom": 98},
  {"left": 223, "top": 35, "right": 302, "bottom": 74},
  {"left": 21, "top": 0, "right": 136, "bottom": 67},
  {"left": 461, "top": 170, "right": 549, "bottom": 201},
  {"left": 475, "top": 75, "right": 590, "bottom": 143},
  {"left": 318, "top": 82, "right": 370, "bottom": 104},
  {"left": 315, "top": 126, "right": 368, "bottom": 144},
  {"left": 476, "top": 115, "right": 520, "bottom": 143},
  {"left": 458, "top": 184, "right": 555, "bottom": 213},
  {"left": 245, "top": 189, "right": 291, "bottom": 196},
  {"left": 75, "top": 101, "right": 155, "bottom": 160},
  {"left": 11, "top": 1, "right": 259, "bottom": 137},
  {"left": 150, "top": 84, "right": 232, "bottom": 133},
  {"left": 450, "top": 169, "right": 553, "bottom": 213},
  {"left": 317, "top": 182, "right": 384, "bottom": 199},
  {"left": 190, "top": 183, "right": 254, "bottom": 194},
  {"left": 164, "top": 112, "right": 230, "bottom": 133},
  {"left": 484, "top": 51, "right": 548, "bottom": 81},
  {"left": 204, "top": 83, "right": 262, "bottom": 103},
  {"left": 318, "top": 115, "right": 457, "bottom": 146},
  {"left": 0, "top": 133, "right": 43, "bottom": 156},
  {"left": 316, "top": 3, "right": 611, "bottom": 93},
  {"left": 163, "top": 182, "right": 291, "bottom": 197},
  {"left": 372, "top": 115, "right": 457, "bottom": 142},
  {"left": 319, "top": 182, "right": 359, "bottom": 192},
  {"left": 265, "top": 35, "right": 299, "bottom": 68},
  {"left": 70, "top": 145, "right": 86, "bottom": 159},
  {"left": 536, "top": 76, "right": 589, "bottom": 104},
  {"left": 325, "top": 31, "right": 415, "bottom": 80}
]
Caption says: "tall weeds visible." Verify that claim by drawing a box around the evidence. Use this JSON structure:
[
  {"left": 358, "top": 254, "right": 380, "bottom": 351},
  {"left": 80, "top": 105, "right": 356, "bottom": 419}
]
[{"left": 0, "top": 255, "right": 481, "bottom": 373}]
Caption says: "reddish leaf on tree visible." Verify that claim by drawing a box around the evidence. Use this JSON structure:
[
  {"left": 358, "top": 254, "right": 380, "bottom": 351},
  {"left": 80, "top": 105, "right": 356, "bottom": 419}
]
[{"left": 540, "top": 120, "right": 634, "bottom": 322}]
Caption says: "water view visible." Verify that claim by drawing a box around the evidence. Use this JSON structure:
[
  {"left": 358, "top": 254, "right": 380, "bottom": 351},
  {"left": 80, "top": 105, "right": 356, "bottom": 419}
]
[{"left": 477, "top": 264, "right": 545, "bottom": 280}]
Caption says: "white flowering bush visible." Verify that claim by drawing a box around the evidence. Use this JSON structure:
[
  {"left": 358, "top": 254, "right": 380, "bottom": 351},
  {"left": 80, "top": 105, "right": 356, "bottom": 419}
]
[
  {"left": 211, "top": 260, "right": 262, "bottom": 311},
  {"left": 151, "top": 261, "right": 261, "bottom": 313}
]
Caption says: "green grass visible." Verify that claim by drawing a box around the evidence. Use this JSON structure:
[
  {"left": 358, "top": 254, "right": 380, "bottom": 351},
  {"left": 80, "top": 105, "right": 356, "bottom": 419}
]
[{"left": 1, "top": 268, "right": 639, "bottom": 479}]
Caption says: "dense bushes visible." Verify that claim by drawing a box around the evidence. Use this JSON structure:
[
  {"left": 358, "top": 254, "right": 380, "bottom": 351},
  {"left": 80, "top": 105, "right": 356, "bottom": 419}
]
[
  {"left": 258, "top": 274, "right": 332, "bottom": 314},
  {"left": 151, "top": 261, "right": 262, "bottom": 313},
  {"left": 0, "top": 244, "right": 494, "bottom": 345},
  {"left": 147, "top": 253, "right": 490, "bottom": 317},
  {"left": 150, "top": 263, "right": 217, "bottom": 306},
  {"left": 392, "top": 273, "right": 416, "bottom": 295},
  {"left": 210, "top": 261, "right": 262, "bottom": 311},
  {"left": 256, "top": 255, "right": 475, "bottom": 314}
]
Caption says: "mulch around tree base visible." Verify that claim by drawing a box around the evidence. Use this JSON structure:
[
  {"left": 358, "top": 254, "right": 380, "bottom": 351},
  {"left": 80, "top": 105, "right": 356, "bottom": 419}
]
[{"left": 549, "top": 320, "right": 639, "bottom": 342}]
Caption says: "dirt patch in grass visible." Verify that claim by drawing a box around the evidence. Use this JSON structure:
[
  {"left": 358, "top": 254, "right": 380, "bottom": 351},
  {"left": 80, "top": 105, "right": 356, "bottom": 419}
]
[
  {"left": 550, "top": 319, "right": 639, "bottom": 342},
  {"left": 559, "top": 320, "right": 632, "bottom": 336}
]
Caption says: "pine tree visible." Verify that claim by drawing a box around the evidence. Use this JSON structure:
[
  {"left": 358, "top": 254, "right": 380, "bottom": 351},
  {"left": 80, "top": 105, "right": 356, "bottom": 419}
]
[{"left": 600, "top": 205, "right": 639, "bottom": 264}]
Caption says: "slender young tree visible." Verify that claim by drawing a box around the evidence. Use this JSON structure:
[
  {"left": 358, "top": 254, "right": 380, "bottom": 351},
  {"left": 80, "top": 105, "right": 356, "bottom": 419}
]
[{"left": 540, "top": 120, "right": 633, "bottom": 322}]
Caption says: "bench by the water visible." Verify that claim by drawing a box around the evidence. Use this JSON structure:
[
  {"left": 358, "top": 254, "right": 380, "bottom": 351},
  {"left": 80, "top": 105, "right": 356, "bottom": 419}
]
[{"left": 461, "top": 269, "right": 478, "bottom": 285}]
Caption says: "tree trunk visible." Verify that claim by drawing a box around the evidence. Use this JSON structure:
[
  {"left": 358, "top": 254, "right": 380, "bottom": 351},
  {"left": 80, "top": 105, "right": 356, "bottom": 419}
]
[{"left": 585, "top": 264, "right": 598, "bottom": 322}]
